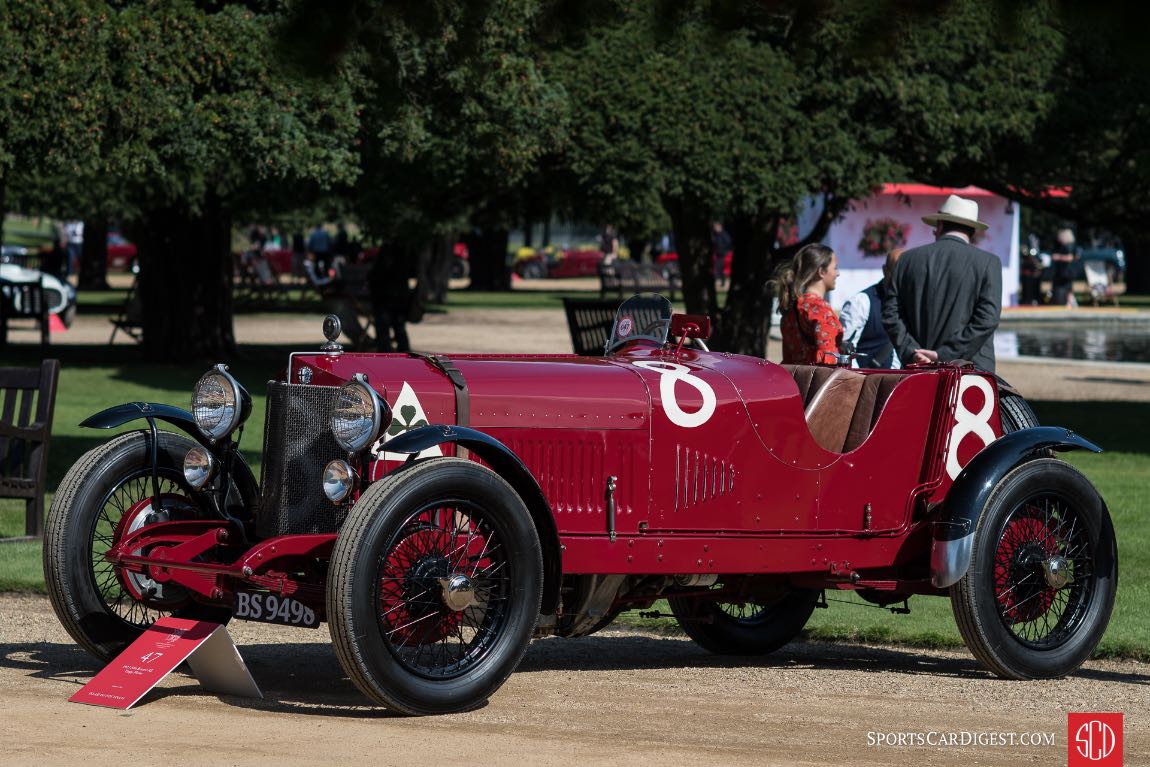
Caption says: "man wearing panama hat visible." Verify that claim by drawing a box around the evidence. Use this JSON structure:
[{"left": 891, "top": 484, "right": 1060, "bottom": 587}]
[{"left": 881, "top": 194, "right": 1002, "bottom": 372}]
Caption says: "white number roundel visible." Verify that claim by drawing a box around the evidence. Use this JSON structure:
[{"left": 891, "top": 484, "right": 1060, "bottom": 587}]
[
  {"left": 633, "top": 361, "right": 716, "bottom": 428},
  {"left": 945, "top": 374, "right": 997, "bottom": 479}
]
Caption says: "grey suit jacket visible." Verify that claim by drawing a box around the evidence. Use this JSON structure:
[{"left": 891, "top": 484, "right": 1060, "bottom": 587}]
[{"left": 881, "top": 234, "right": 1002, "bottom": 372}]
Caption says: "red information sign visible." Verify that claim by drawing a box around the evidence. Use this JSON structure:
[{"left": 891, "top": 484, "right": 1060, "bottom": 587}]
[{"left": 70, "top": 617, "right": 261, "bottom": 709}]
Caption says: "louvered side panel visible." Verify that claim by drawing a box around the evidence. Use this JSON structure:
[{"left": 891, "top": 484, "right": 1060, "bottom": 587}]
[{"left": 674, "top": 444, "right": 737, "bottom": 512}]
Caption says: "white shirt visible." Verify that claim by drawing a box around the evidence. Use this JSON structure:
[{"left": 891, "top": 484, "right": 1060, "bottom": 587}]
[{"left": 839, "top": 289, "right": 901, "bottom": 369}]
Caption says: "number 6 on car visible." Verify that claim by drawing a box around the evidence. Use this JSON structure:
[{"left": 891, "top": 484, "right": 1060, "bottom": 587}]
[{"left": 45, "top": 295, "right": 1117, "bottom": 715}]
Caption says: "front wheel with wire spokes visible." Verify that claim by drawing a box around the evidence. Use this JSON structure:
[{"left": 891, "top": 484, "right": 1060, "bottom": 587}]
[
  {"left": 327, "top": 458, "right": 542, "bottom": 715},
  {"left": 44, "top": 431, "right": 233, "bottom": 661},
  {"left": 951, "top": 458, "right": 1117, "bottom": 679}
]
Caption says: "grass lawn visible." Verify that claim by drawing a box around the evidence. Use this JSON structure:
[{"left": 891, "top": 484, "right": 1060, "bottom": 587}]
[
  {"left": 0, "top": 352, "right": 279, "bottom": 590},
  {"left": 2, "top": 215, "right": 55, "bottom": 248},
  {"left": 1, "top": 349, "right": 1146, "bottom": 660}
]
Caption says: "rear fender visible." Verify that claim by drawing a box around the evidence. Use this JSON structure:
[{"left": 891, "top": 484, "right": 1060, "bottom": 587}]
[
  {"left": 81, "top": 402, "right": 259, "bottom": 521},
  {"left": 384, "top": 425, "right": 563, "bottom": 614},
  {"left": 930, "top": 426, "right": 1101, "bottom": 588}
]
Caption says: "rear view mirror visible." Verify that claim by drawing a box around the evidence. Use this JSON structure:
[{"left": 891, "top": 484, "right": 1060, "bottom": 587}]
[{"left": 671, "top": 313, "right": 711, "bottom": 340}]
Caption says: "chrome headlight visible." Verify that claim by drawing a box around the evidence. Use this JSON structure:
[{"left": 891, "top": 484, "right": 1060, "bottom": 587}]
[
  {"left": 183, "top": 446, "right": 215, "bottom": 489},
  {"left": 323, "top": 459, "right": 356, "bottom": 502},
  {"left": 330, "top": 374, "right": 391, "bottom": 453},
  {"left": 191, "top": 364, "right": 251, "bottom": 443}
]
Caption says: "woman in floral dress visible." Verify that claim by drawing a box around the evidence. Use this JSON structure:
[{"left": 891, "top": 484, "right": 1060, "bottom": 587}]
[{"left": 774, "top": 243, "right": 842, "bottom": 364}]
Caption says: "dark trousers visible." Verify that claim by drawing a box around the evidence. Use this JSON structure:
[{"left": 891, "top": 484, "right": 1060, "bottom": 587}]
[
  {"left": 374, "top": 308, "right": 410, "bottom": 353},
  {"left": 1051, "top": 280, "right": 1073, "bottom": 306},
  {"left": 1020, "top": 275, "right": 1042, "bottom": 305}
]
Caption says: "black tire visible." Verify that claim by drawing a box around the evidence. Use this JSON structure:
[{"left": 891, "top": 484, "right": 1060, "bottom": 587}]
[
  {"left": 950, "top": 458, "right": 1117, "bottom": 679},
  {"left": 43, "top": 431, "right": 233, "bottom": 661},
  {"left": 1000, "top": 392, "right": 1040, "bottom": 433},
  {"left": 327, "top": 458, "right": 543, "bottom": 715},
  {"left": 668, "top": 588, "right": 819, "bottom": 655}
]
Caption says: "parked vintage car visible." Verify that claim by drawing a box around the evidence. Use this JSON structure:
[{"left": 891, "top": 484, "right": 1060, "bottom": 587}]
[
  {"left": 106, "top": 232, "right": 139, "bottom": 272},
  {"left": 656, "top": 249, "right": 732, "bottom": 280},
  {"left": 0, "top": 262, "right": 77, "bottom": 327},
  {"left": 46, "top": 295, "right": 1117, "bottom": 715},
  {"left": 515, "top": 247, "right": 605, "bottom": 279}
]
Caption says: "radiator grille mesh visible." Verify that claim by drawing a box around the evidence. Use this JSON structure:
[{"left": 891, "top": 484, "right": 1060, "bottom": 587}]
[{"left": 258, "top": 381, "right": 347, "bottom": 537}]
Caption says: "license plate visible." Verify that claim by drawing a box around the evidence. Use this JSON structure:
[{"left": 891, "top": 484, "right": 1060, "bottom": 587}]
[{"left": 234, "top": 591, "right": 320, "bottom": 629}]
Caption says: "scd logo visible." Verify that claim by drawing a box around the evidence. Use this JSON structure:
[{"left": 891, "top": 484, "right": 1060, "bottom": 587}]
[{"left": 1068, "top": 713, "right": 1122, "bottom": 767}]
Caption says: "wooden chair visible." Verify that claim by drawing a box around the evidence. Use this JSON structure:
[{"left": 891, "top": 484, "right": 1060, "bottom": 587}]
[
  {"left": 1083, "top": 259, "right": 1124, "bottom": 307},
  {"left": 109, "top": 276, "right": 144, "bottom": 343},
  {"left": 0, "top": 359, "right": 60, "bottom": 540},
  {"left": 0, "top": 277, "right": 50, "bottom": 346}
]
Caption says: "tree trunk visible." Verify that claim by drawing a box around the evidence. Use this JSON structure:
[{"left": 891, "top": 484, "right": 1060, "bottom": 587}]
[
  {"left": 713, "top": 211, "right": 780, "bottom": 357},
  {"left": 138, "top": 196, "right": 237, "bottom": 361},
  {"left": 417, "top": 235, "right": 453, "bottom": 304},
  {"left": 1122, "top": 230, "right": 1150, "bottom": 295},
  {"left": 464, "top": 227, "right": 511, "bottom": 291},
  {"left": 78, "top": 218, "right": 109, "bottom": 290},
  {"left": 620, "top": 226, "right": 653, "bottom": 264},
  {"left": 667, "top": 198, "right": 717, "bottom": 318}
]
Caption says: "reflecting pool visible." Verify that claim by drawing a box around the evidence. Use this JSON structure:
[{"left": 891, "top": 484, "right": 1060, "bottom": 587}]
[{"left": 996, "top": 322, "right": 1150, "bottom": 363}]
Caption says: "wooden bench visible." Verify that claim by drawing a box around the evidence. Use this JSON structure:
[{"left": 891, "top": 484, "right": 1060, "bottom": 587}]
[
  {"left": 562, "top": 297, "right": 674, "bottom": 356},
  {"left": 0, "top": 359, "right": 60, "bottom": 540},
  {"left": 562, "top": 298, "right": 620, "bottom": 356},
  {"left": 0, "top": 277, "right": 50, "bottom": 346},
  {"left": 598, "top": 260, "right": 679, "bottom": 301}
]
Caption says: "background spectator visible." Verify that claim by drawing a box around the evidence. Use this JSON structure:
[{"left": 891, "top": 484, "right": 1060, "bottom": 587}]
[
  {"left": 774, "top": 243, "right": 842, "bottom": 364},
  {"left": 307, "top": 223, "right": 332, "bottom": 273},
  {"left": 1050, "top": 227, "right": 1078, "bottom": 307},
  {"left": 599, "top": 224, "right": 620, "bottom": 266},
  {"left": 369, "top": 245, "right": 413, "bottom": 353},
  {"left": 840, "top": 248, "right": 902, "bottom": 368},
  {"left": 882, "top": 194, "right": 1001, "bottom": 372},
  {"left": 711, "top": 221, "right": 731, "bottom": 288}
]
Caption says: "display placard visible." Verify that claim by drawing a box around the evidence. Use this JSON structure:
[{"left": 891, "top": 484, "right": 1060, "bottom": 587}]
[{"left": 69, "top": 617, "right": 262, "bottom": 709}]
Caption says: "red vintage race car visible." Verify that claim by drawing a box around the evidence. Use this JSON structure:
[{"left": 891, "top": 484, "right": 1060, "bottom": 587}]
[{"left": 46, "top": 294, "right": 1117, "bottom": 715}]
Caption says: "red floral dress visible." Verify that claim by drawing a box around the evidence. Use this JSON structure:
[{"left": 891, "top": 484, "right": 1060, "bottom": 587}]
[{"left": 781, "top": 293, "right": 842, "bottom": 364}]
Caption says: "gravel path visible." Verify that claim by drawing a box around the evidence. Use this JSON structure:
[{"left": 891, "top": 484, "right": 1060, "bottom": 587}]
[{"left": 1, "top": 593, "right": 1146, "bottom": 766}]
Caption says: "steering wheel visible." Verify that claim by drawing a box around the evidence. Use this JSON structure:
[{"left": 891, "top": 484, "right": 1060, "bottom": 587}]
[{"left": 640, "top": 317, "right": 671, "bottom": 336}]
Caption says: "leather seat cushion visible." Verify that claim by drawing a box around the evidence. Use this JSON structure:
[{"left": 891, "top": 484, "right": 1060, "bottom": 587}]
[{"left": 803, "top": 368, "right": 866, "bottom": 453}]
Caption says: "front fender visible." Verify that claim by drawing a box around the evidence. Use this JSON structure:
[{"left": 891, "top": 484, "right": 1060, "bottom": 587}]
[
  {"left": 82, "top": 402, "right": 211, "bottom": 447},
  {"left": 385, "top": 425, "right": 563, "bottom": 614},
  {"left": 81, "top": 402, "right": 259, "bottom": 520},
  {"left": 930, "top": 426, "right": 1101, "bottom": 588}
]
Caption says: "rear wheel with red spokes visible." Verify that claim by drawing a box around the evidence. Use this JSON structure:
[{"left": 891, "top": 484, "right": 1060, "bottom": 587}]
[{"left": 951, "top": 458, "right": 1117, "bottom": 679}]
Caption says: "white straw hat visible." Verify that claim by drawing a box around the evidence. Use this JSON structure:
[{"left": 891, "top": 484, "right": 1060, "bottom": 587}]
[{"left": 922, "top": 194, "right": 988, "bottom": 231}]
